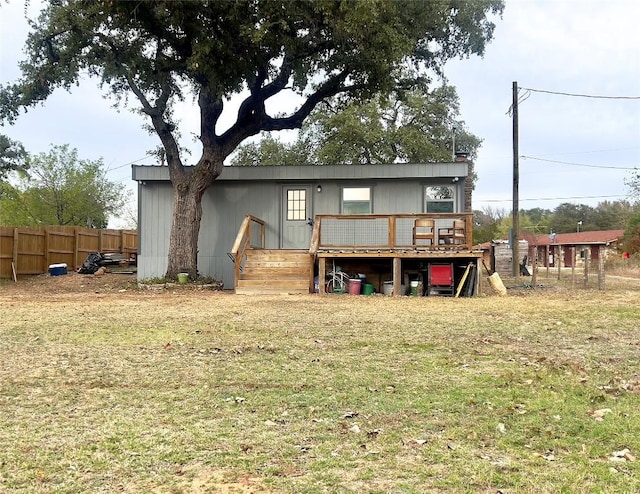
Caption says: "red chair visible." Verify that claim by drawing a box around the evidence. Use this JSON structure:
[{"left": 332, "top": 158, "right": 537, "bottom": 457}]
[{"left": 427, "top": 263, "right": 454, "bottom": 296}]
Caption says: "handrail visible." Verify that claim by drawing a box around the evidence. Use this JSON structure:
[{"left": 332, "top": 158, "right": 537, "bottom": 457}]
[
  {"left": 309, "top": 218, "right": 321, "bottom": 257},
  {"left": 229, "top": 215, "right": 265, "bottom": 287}
]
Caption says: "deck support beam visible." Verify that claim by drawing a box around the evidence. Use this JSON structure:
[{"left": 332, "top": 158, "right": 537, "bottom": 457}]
[
  {"left": 393, "top": 257, "right": 402, "bottom": 296},
  {"left": 318, "top": 257, "right": 326, "bottom": 294}
]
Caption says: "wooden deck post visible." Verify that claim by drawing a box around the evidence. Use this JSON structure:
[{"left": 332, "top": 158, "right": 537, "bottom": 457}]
[
  {"left": 318, "top": 257, "right": 326, "bottom": 294},
  {"left": 393, "top": 257, "right": 402, "bottom": 296},
  {"left": 388, "top": 216, "right": 396, "bottom": 248}
]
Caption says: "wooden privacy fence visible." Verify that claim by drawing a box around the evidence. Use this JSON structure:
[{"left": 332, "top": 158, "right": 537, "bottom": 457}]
[{"left": 0, "top": 226, "right": 137, "bottom": 279}]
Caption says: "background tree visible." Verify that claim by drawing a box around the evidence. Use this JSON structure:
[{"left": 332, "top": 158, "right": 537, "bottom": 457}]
[
  {"left": 231, "top": 134, "right": 315, "bottom": 167},
  {"left": 472, "top": 206, "right": 507, "bottom": 245},
  {"left": 0, "top": 134, "right": 28, "bottom": 181},
  {"left": 625, "top": 170, "right": 640, "bottom": 201},
  {"left": 0, "top": 144, "right": 125, "bottom": 228},
  {"left": 231, "top": 85, "right": 482, "bottom": 166},
  {"left": 548, "top": 203, "right": 596, "bottom": 234},
  {"left": 1, "top": 0, "right": 504, "bottom": 278},
  {"left": 590, "top": 200, "right": 638, "bottom": 231},
  {"left": 623, "top": 212, "right": 640, "bottom": 253}
]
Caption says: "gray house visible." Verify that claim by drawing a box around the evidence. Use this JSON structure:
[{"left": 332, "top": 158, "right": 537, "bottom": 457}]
[{"left": 132, "top": 160, "right": 483, "bottom": 296}]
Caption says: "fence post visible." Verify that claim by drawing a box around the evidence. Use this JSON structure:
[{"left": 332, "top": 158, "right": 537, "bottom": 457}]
[
  {"left": 74, "top": 228, "right": 80, "bottom": 270},
  {"left": 545, "top": 245, "right": 550, "bottom": 275},
  {"left": 598, "top": 245, "right": 605, "bottom": 290},
  {"left": 13, "top": 227, "right": 19, "bottom": 276},
  {"left": 583, "top": 249, "right": 590, "bottom": 288},
  {"left": 531, "top": 255, "right": 538, "bottom": 288},
  {"left": 571, "top": 247, "right": 576, "bottom": 285},
  {"left": 556, "top": 245, "right": 561, "bottom": 280},
  {"left": 44, "top": 227, "right": 50, "bottom": 272}
]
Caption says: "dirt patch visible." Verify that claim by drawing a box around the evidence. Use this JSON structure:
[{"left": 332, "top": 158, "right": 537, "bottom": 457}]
[
  {"left": 0, "top": 271, "right": 227, "bottom": 302},
  {"left": 1, "top": 271, "right": 138, "bottom": 295}
]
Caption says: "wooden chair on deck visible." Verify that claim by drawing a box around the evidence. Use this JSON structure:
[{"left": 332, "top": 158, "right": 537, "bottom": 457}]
[
  {"left": 438, "top": 219, "right": 466, "bottom": 247},
  {"left": 412, "top": 219, "right": 435, "bottom": 247}
]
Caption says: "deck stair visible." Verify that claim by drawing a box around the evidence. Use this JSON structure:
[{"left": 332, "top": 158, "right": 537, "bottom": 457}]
[{"left": 235, "top": 249, "right": 312, "bottom": 295}]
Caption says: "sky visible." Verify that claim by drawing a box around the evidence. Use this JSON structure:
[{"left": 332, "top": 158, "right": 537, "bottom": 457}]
[{"left": 1, "top": 0, "right": 639, "bottom": 228}]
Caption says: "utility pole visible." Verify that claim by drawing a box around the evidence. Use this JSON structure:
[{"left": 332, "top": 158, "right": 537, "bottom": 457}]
[{"left": 512, "top": 81, "right": 520, "bottom": 277}]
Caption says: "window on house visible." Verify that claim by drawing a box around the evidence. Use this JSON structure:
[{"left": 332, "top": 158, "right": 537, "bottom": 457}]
[
  {"left": 286, "top": 189, "right": 307, "bottom": 220},
  {"left": 342, "top": 187, "right": 371, "bottom": 214},
  {"left": 425, "top": 186, "right": 455, "bottom": 213}
]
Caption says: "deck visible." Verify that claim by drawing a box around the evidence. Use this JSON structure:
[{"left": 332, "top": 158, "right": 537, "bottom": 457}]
[
  {"left": 311, "top": 214, "right": 482, "bottom": 296},
  {"left": 230, "top": 214, "right": 483, "bottom": 296}
]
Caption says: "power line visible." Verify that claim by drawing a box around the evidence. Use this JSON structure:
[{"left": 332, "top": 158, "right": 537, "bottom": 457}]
[
  {"left": 527, "top": 146, "right": 639, "bottom": 157},
  {"left": 519, "top": 86, "right": 640, "bottom": 100},
  {"left": 478, "top": 194, "right": 630, "bottom": 203},
  {"left": 521, "top": 156, "right": 638, "bottom": 170},
  {"left": 106, "top": 155, "right": 150, "bottom": 172}
]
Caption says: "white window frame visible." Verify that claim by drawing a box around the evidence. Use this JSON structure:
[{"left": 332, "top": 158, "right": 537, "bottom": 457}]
[
  {"left": 425, "top": 185, "right": 455, "bottom": 213},
  {"left": 342, "top": 187, "right": 372, "bottom": 214}
]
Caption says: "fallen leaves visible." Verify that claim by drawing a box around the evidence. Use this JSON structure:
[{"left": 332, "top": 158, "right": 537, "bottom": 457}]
[
  {"left": 403, "top": 438, "right": 428, "bottom": 447},
  {"left": 589, "top": 408, "right": 612, "bottom": 421},
  {"left": 609, "top": 448, "right": 636, "bottom": 463},
  {"left": 224, "top": 396, "right": 246, "bottom": 404}
]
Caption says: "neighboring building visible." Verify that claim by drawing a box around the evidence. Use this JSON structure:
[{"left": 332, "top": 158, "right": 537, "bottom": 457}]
[
  {"left": 527, "top": 230, "right": 625, "bottom": 268},
  {"left": 474, "top": 230, "right": 624, "bottom": 275},
  {"left": 132, "top": 160, "right": 483, "bottom": 295}
]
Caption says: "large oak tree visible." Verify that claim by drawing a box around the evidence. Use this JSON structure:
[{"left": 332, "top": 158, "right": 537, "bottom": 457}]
[
  {"left": 231, "top": 85, "right": 483, "bottom": 166},
  {"left": 1, "top": 0, "right": 503, "bottom": 279}
]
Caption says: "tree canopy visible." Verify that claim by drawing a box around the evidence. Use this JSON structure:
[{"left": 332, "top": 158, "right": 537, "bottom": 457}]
[
  {"left": 1, "top": 0, "right": 504, "bottom": 278},
  {"left": 0, "top": 144, "right": 125, "bottom": 228},
  {"left": 472, "top": 200, "right": 640, "bottom": 247},
  {"left": 0, "top": 134, "right": 28, "bottom": 181},
  {"left": 231, "top": 85, "right": 482, "bottom": 166}
]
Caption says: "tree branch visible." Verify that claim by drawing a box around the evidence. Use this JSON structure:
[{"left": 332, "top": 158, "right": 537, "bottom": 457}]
[{"left": 219, "top": 68, "right": 355, "bottom": 157}]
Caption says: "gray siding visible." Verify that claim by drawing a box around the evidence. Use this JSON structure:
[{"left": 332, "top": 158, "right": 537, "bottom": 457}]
[
  {"left": 137, "top": 182, "right": 173, "bottom": 280},
  {"left": 134, "top": 163, "right": 470, "bottom": 286}
]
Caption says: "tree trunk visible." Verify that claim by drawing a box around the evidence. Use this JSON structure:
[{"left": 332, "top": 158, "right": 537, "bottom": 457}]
[
  {"left": 165, "top": 180, "right": 203, "bottom": 280},
  {"left": 165, "top": 154, "right": 222, "bottom": 280}
]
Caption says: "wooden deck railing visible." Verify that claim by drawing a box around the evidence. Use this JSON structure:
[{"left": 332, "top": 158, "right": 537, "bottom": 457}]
[
  {"left": 228, "top": 215, "right": 265, "bottom": 288},
  {"left": 310, "top": 213, "right": 474, "bottom": 253}
]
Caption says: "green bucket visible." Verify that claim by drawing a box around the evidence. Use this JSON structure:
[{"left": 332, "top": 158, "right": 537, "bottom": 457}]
[
  {"left": 177, "top": 273, "right": 189, "bottom": 284},
  {"left": 363, "top": 283, "right": 374, "bottom": 295}
]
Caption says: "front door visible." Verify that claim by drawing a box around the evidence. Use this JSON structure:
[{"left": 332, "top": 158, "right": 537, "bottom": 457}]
[{"left": 281, "top": 186, "right": 312, "bottom": 249}]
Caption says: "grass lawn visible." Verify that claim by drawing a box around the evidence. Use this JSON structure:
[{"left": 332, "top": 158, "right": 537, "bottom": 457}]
[{"left": 1, "top": 276, "right": 639, "bottom": 493}]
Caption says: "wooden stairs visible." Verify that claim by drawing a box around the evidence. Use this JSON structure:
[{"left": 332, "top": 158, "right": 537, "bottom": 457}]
[{"left": 235, "top": 249, "right": 313, "bottom": 295}]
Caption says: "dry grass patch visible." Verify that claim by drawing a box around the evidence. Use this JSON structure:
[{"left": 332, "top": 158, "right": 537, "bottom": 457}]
[{"left": 1, "top": 280, "right": 639, "bottom": 493}]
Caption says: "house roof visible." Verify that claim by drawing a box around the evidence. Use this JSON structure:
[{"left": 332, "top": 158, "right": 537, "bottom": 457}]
[
  {"left": 526, "top": 229, "right": 624, "bottom": 246},
  {"left": 132, "top": 162, "right": 469, "bottom": 182}
]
